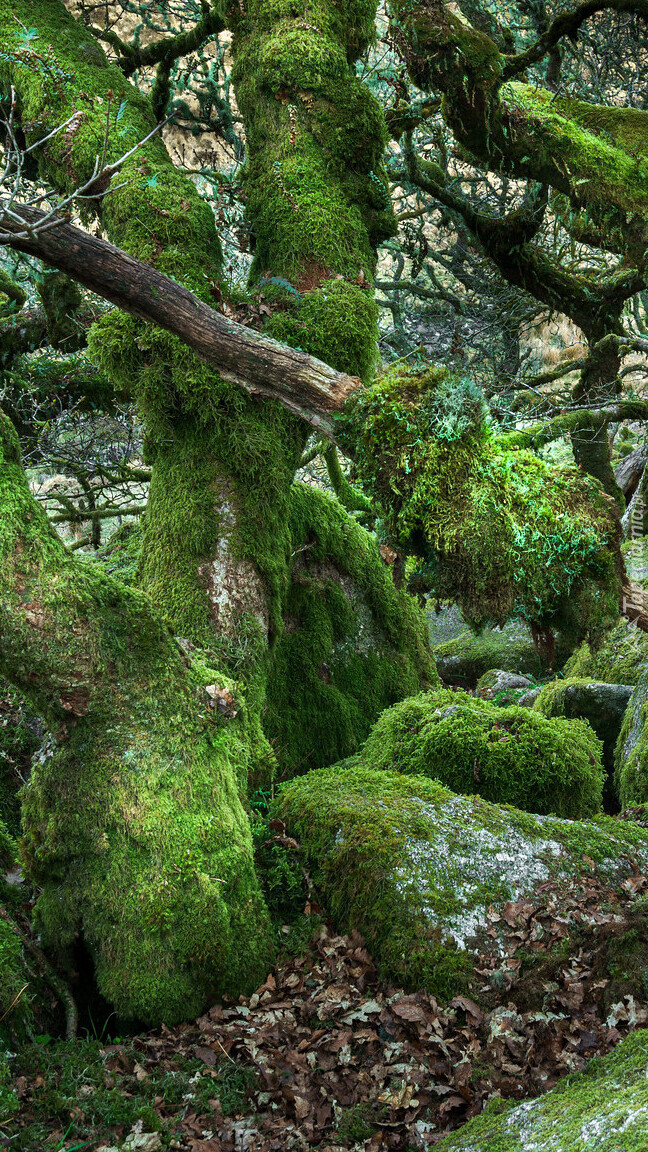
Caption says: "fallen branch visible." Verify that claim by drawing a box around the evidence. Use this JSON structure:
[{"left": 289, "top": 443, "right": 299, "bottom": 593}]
[{"left": 1, "top": 202, "right": 361, "bottom": 437}]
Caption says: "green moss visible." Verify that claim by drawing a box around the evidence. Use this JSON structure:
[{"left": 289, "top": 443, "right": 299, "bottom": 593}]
[
  {"left": 0, "top": 683, "right": 40, "bottom": 835},
  {"left": 361, "top": 689, "right": 604, "bottom": 818},
  {"left": 565, "top": 617, "right": 648, "bottom": 685},
  {"left": 94, "top": 522, "right": 142, "bottom": 587},
  {"left": 230, "top": 0, "right": 395, "bottom": 386},
  {"left": 339, "top": 366, "right": 622, "bottom": 638},
  {"left": 275, "top": 764, "right": 648, "bottom": 999},
  {"left": 615, "top": 672, "right": 648, "bottom": 809},
  {"left": 437, "top": 1029, "right": 648, "bottom": 1150},
  {"left": 263, "top": 484, "right": 437, "bottom": 775},
  {"left": 1, "top": 411, "right": 273, "bottom": 1025},
  {"left": 432, "top": 623, "right": 573, "bottom": 686}
]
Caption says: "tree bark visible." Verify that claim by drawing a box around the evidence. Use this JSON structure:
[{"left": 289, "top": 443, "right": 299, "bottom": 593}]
[{"left": 3, "top": 202, "right": 359, "bottom": 436}]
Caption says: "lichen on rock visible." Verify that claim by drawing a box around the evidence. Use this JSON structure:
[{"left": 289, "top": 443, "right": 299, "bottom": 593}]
[{"left": 276, "top": 765, "right": 648, "bottom": 999}]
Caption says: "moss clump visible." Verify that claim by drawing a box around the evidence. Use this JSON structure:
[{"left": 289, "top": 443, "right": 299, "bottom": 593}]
[
  {"left": 339, "top": 366, "right": 622, "bottom": 640},
  {"left": 536, "top": 678, "right": 634, "bottom": 811},
  {"left": 94, "top": 521, "right": 142, "bottom": 587},
  {"left": 263, "top": 484, "right": 437, "bottom": 775},
  {"left": 436, "top": 1028, "right": 648, "bottom": 1150},
  {"left": 565, "top": 617, "right": 648, "bottom": 685},
  {"left": 360, "top": 689, "right": 604, "bottom": 818},
  {"left": 266, "top": 280, "right": 379, "bottom": 381},
  {"left": 275, "top": 765, "right": 648, "bottom": 999}
]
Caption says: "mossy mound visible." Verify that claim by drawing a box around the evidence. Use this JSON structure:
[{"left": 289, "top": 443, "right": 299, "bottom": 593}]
[
  {"left": 536, "top": 678, "right": 634, "bottom": 811},
  {"left": 564, "top": 617, "right": 648, "bottom": 685},
  {"left": 615, "top": 670, "right": 648, "bottom": 808},
  {"left": 339, "top": 366, "right": 621, "bottom": 639},
  {"left": 275, "top": 765, "right": 648, "bottom": 999},
  {"left": 437, "top": 1028, "right": 648, "bottom": 1151},
  {"left": 432, "top": 621, "right": 573, "bottom": 687},
  {"left": 263, "top": 484, "right": 437, "bottom": 776},
  {"left": 359, "top": 689, "right": 604, "bottom": 818}
]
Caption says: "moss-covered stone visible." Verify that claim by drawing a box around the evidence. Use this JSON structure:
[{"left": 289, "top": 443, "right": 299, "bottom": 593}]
[
  {"left": 536, "top": 678, "right": 634, "bottom": 812},
  {"left": 432, "top": 623, "right": 572, "bottom": 687},
  {"left": 339, "top": 367, "right": 622, "bottom": 640},
  {"left": 615, "top": 671, "right": 648, "bottom": 810},
  {"left": 565, "top": 617, "right": 648, "bottom": 685},
  {"left": 436, "top": 1028, "right": 648, "bottom": 1151},
  {"left": 359, "top": 689, "right": 603, "bottom": 817},
  {"left": 263, "top": 484, "right": 436, "bottom": 775},
  {"left": 475, "top": 669, "right": 533, "bottom": 705},
  {"left": 275, "top": 764, "right": 648, "bottom": 999}
]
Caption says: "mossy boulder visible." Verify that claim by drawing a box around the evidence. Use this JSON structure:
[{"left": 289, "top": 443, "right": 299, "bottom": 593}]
[
  {"left": 476, "top": 668, "right": 533, "bottom": 705},
  {"left": 564, "top": 617, "right": 648, "bottom": 685},
  {"left": 615, "top": 670, "right": 648, "bottom": 808},
  {"left": 535, "top": 678, "right": 634, "bottom": 812},
  {"left": 359, "top": 690, "right": 604, "bottom": 817},
  {"left": 263, "top": 484, "right": 437, "bottom": 776},
  {"left": 437, "top": 1028, "right": 648, "bottom": 1151},
  {"left": 432, "top": 621, "right": 572, "bottom": 688},
  {"left": 275, "top": 765, "right": 648, "bottom": 1000}
]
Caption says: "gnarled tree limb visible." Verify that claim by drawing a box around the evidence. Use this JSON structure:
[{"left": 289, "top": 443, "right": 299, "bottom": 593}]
[{"left": 1, "top": 201, "right": 360, "bottom": 437}]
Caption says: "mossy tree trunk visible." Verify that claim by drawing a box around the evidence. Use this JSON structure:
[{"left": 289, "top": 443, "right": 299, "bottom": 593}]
[{"left": 0, "top": 411, "right": 272, "bottom": 1024}]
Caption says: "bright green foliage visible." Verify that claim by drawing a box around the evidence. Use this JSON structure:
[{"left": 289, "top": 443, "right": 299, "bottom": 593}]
[
  {"left": 94, "top": 522, "right": 142, "bottom": 587},
  {"left": 263, "top": 484, "right": 436, "bottom": 775},
  {"left": 275, "top": 764, "right": 648, "bottom": 999},
  {"left": 565, "top": 617, "right": 648, "bottom": 685},
  {"left": 229, "top": 0, "right": 396, "bottom": 381},
  {"left": 339, "top": 366, "right": 621, "bottom": 636},
  {"left": 437, "top": 1028, "right": 648, "bottom": 1151},
  {"left": 360, "top": 689, "right": 604, "bottom": 817},
  {"left": 0, "top": 412, "right": 273, "bottom": 1024}
]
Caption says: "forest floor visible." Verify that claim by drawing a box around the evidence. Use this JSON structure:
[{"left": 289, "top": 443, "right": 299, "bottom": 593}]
[{"left": 8, "top": 876, "right": 648, "bottom": 1152}]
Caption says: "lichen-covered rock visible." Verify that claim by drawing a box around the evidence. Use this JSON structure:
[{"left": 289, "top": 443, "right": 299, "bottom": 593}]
[
  {"left": 436, "top": 1028, "right": 648, "bottom": 1151},
  {"left": 276, "top": 766, "right": 648, "bottom": 999},
  {"left": 615, "top": 671, "right": 648, "bottom": 808},
  {"left": 263, "top": 485, "right": 437, "bottom": 775},
  {"left": 359, "top": 690, "right": 604, "bottom": 818},
  {"left": 433, "top": 622, "right": 572, "bottom": 688},
  {"left": 565, "top": 617, "right": 648, "bottom": 685},
  {"left": 536, "top": 678, "right": 634, "bottom": 811},
  {"left": 476, "top": 669, "right": 533, "bottom": 705}
]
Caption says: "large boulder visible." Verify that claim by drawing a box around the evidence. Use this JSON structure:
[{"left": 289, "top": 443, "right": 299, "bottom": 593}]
[
  {"left": 535, "top": 678, "right": 634, "bottom": 811},
  {"left": 437, "top": 1028, "right": 648, "bottom": 1151},
  {"left": 615, "top": 670, "right": 648, "bottom": 808},
  {"left": 359, "top": 689, "right": 604, "bottom": 818},
  {"left": 276, "top": 765, "right": 648, "bottom": 1001},
  {"left": 565, "top": 617, "right": 648, "bottom": 685},
  {"left": 264, "top": 485, "right": 437, "bottom": 776}
]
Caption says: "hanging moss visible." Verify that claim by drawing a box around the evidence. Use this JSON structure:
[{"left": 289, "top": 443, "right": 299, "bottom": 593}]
[
  {"left": 360, "top": 688, "right": 604, "bottom": 818},
  {"left": 263, "top": 484, "right": 436, "bottom": 775},
  {"left": 338, "top": 365, "right": 622, "bottom": 638}
]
